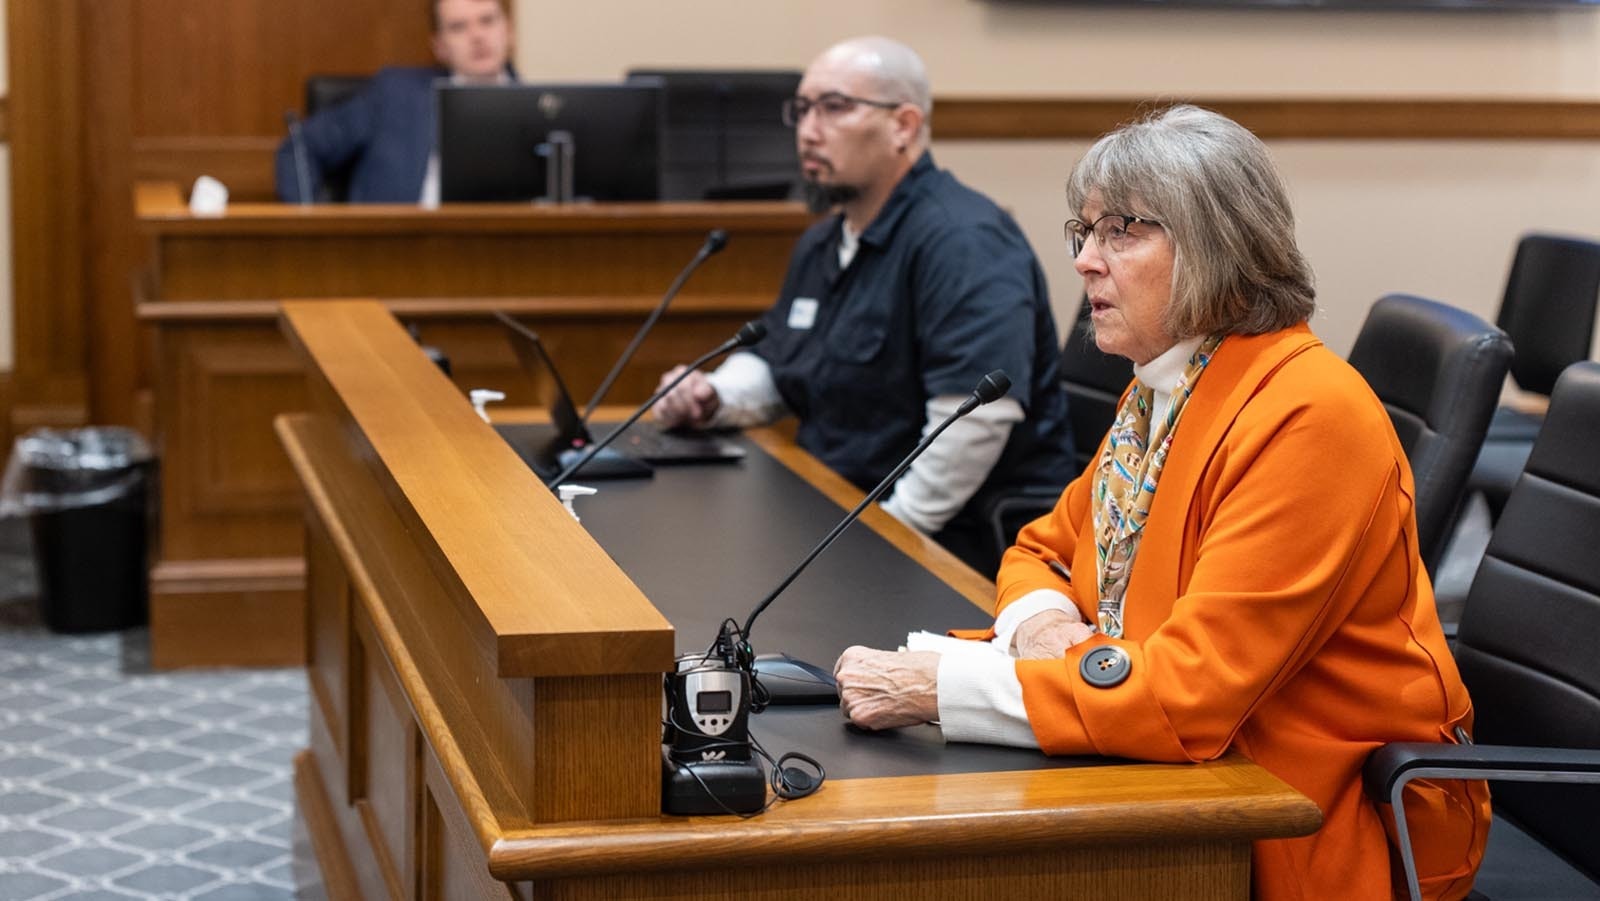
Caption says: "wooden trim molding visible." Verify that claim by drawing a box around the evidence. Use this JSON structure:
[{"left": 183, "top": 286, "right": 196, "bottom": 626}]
[
  {"left": 0, "top": 95, "right": 9, "bottom": 143},
  {"left": 135, "top": 294, "right": 774, "bottom": 323},
  {"left": 934, "top": 97, "right": 1600, "bottom": 141}
]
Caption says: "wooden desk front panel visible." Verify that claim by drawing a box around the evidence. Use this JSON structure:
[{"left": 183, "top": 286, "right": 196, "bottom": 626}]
[
  {"left": 150, "top": 310, "right": 766, "bottom": 561},
  {"left": 287, "top": 405, "right": 663, "bottom": 901},
  {"left": 530, "top": 845, "right": 1246, "bottom": 900},
  {"left": 152, "top": 228, "right": 800, "bottom": 302}
]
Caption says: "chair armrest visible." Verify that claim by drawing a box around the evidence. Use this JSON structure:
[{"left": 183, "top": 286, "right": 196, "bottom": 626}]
[
  {"left": 1365, "top": 740, "right": 1600, "bottom": 901},
  {"left": 1365, "top": 741, "right": 1600, "bottom": 801},
  {"left": 986, "top": 489, "right": 1064, "bottom": 565}
]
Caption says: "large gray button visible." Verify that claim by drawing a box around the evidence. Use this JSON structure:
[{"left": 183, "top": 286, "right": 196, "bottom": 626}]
[{"left": 1080, "top": 646, "right": 1131, "bottom": 688}]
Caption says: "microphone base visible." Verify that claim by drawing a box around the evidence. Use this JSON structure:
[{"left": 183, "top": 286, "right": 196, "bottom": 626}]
[{"left": 661, "top": 750, "right": 766, "bottom": 815}]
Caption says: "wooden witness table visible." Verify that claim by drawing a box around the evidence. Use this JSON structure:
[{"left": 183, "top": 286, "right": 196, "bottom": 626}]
[
  {"left": 276, "top": 300, "right": 1320, "bottom": 900},
  {"left": 132, "top": 182, "right": 811, "bottom": 668}
]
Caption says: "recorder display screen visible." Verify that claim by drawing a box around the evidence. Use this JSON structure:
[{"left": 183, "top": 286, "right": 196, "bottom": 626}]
[{"left": 696, "top": 690, "right": 733, "bottom": 714}]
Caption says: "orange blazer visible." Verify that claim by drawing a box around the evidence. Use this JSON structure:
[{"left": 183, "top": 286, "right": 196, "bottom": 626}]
[{"left": 988, "top": 325, "right": 1489, "bottom": 900}]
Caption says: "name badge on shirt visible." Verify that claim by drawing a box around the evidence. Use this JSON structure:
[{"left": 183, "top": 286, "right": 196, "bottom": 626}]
[{"left": 787, "top": 297, "right": 819, "bottom": 330}]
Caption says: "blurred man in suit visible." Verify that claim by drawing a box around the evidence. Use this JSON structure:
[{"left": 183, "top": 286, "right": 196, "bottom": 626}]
[
  {"left": 653, "top": 36, "right": 1073, "bottom": 574},
  {"left": 273, "top": 0, "right": 514, "bottom": 204}
]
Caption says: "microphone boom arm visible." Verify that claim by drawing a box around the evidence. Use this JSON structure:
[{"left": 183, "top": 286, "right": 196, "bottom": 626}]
[
  {"left": 285, "top": 111, "right": 315, "bottom": 206},
  {"left": 547, "top": 320, "right": 764, "bottom": 490},
  {"left": 580, "top": 229, "right": 729, "bottom": 426},
  {"left": 740, "top": 370, "right": 1011, "bottom": 641}
]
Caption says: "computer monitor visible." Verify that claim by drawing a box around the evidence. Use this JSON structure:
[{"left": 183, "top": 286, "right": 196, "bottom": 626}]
[
  {"left": 625, "top": 69, "right": 801, "bottom": 202},
  {"left": 436, "top": 82, "right": 663, "bottom": 203}
]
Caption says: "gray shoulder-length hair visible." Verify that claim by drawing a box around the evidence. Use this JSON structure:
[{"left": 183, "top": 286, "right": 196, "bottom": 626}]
[{"left": 1066, "top": 105, "right": 1315, "bottom": 338}]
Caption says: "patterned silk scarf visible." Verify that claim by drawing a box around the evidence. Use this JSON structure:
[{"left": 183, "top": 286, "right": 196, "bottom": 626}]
[{"left": 1092, "top": 334, "right": 1225, "bottom": 637}]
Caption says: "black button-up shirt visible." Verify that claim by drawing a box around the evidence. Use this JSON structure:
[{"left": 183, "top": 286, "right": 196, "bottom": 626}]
[{"left": 753, "top": 152, "right": 1073, "bottom": 526}]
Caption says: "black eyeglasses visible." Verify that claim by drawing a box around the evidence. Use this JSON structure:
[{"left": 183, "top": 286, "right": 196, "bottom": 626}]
[
  {"left": 1064, "top": 214, "right": 1164, "bottom": 258},
  {"left": 781, "top": 92, "right": 903, "bottom": 127}
]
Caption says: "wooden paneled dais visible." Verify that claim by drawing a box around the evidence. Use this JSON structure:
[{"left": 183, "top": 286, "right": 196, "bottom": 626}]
[{"left": 138, "top": 194, "right": 809, "bottom": 667}]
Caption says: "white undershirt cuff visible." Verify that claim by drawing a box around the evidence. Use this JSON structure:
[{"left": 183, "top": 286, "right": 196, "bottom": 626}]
[
  {"left": 880, "top": 395, "right": 1023, "bottom": 533},
  {"left": 936, "top": 652, "right": 1039, "bottom": 748},
  {"left": 704, "top": 352, "right": 789, "bottom": 428}
]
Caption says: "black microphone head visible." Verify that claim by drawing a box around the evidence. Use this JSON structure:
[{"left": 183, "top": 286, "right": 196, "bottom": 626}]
[
  {"left": 704, "top": 229, "right": 730, "bottom": 255},
  {"left": 974, "top": 370, "right": 1011, "bottom": 405},
  {"left": 734, "top": 320, "right": 767, "bottom": 347}
]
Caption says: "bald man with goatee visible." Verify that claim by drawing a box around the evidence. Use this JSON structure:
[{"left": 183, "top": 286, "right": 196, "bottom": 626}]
[{"left": 654, "top": 36, "right": 1073, "bottom": 575}]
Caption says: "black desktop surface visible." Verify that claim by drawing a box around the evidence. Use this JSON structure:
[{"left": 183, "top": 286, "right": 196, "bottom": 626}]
[{"left": 542, "top": 425, "right": 1095, "bottom": 780}]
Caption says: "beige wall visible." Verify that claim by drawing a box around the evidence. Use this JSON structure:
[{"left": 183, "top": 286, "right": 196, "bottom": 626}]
[{"left": 516, "top": 1, "right": 1600, "bottom": 357}]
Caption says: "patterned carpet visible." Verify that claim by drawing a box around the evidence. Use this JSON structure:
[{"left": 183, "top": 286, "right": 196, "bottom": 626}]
[{"left": 0, "top": 519, "right": 312, "bottom": 900}]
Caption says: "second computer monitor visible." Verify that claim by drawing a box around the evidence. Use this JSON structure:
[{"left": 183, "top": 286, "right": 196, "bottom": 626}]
[
  {"left": 436, "top": 82, "right": 663, "bottom": 203},
  {"left": 625, "top": 69, "right": 801, "bottom": 202}
]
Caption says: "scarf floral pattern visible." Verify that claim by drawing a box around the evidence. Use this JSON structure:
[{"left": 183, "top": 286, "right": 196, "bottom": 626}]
[{"left": 1092, "top": 334, "right": 1225, "bottom": 637}]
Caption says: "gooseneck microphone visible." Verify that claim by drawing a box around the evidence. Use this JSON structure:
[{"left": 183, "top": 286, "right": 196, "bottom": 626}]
[
  {"left": 284, "top": 111, "right": 314, "bottom": 206},
  {"left": 547, "top": 320, "right": 766, "bottom": 490},
  {"left": 740, "top": 369, "right": 1012, "bottom": 643},
  {"left": 580, "top": 229, "right": 729, "bottom": 427},
  {"left": 661, "top": 369, "right": 1012, "bottom": 816}
]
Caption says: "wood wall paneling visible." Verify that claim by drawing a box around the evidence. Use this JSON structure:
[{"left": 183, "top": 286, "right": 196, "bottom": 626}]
[
  {"left": 7, "top": 0, "right": 90, "bottom": 430},
  {"left": 6, "top": 0, "right": 438, "bottom": 434},
  {"left": 130, "top": 0, "right": 433, "bottom": 138},
  {"left": 82, "top": 0, "right": 141, "bottom": 427}
]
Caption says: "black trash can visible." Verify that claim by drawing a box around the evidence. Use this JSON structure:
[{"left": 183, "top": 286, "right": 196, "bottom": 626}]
[{"left": 8, "top": 428, "right": 155, "bottom": 633}]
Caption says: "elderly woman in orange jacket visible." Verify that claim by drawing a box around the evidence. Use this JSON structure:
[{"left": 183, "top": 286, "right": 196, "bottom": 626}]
[{"left": 834, "top": 105, "right": 1490, "bottom": 900}]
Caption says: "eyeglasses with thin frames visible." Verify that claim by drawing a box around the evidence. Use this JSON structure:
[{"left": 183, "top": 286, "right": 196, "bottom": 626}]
[
  {"left": 781, "top": 92, "right": 903, "bottom": 127},
  {"left": 1064, "top": 214, "right": 1164, "bottom": 258}
]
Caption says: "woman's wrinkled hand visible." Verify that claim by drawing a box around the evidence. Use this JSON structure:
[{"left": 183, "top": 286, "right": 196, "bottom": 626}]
[
  {"left": 833, "top": 646, "right": 940, "bottom": 730},
  {"left": 1012, "top": 608, "right": 1097, "bottom": 659}
]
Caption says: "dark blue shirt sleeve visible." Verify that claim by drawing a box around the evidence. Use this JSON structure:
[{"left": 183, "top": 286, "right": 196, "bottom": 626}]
[
  {"left": 273, "top": 83, "right": 380, "bottom": 202},
  {"left": 910, "top": 221, "right": 1042, "bottom": 410}
]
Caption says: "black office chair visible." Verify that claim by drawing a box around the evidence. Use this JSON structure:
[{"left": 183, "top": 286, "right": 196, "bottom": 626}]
[
  {"left": 1346, "top": 295, "right": 1511, "bottom": 576},
  {"left": 985, "top": 301, "right": 1132, "bottom": 562},
  {"left": 1365, "top": 361, "right": 1600, "bottom": 901},
  {"left": 1470, "top": 234, "right": 1600, "bottom": 514},
  {"left": 301, "top": 74, "right": 371, "bottom": 203}
]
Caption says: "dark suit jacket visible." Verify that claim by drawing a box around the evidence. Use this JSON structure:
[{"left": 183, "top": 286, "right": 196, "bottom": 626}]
[{"left": 274, "top": 66, "right": 443, "bottom": 204}]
